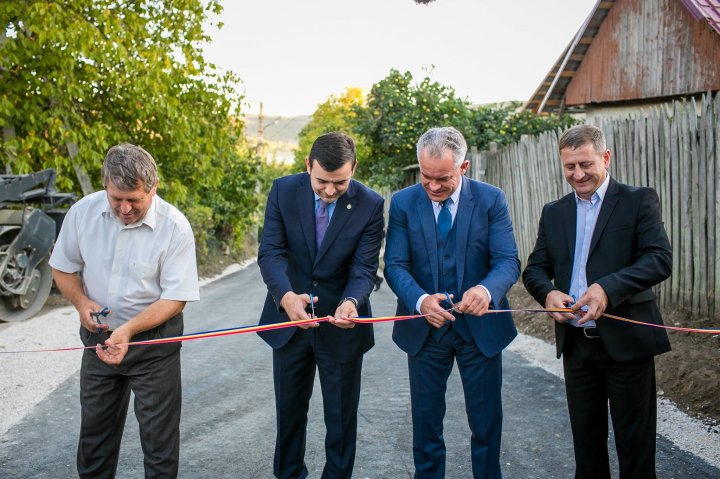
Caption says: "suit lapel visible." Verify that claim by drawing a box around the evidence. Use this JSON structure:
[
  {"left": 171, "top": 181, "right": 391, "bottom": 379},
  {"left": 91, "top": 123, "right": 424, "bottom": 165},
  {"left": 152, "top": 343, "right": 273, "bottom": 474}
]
[
  {"left": 297, "top": 176, "right": 317, "bottom": 260},
  {"left": 416, "top": 189, "right": 439, "bottom": 292},
  {"left": 455, "top": 176, "right": 473, "bottom": 291},
  {"left": 589, "top": 177, "right": 619, "bottom": 256},
  {"left": 314, "top": 181, "right": 356, "bottom": 266},
  {"left": 562, "top": 193, "right": 577, "bottom": 260}
]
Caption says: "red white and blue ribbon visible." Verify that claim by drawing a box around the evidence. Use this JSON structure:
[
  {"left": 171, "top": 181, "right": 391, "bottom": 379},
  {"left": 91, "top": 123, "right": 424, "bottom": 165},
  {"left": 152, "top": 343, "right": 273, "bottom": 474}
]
[{"left": 0, "top": 307, "right": 717, "bottom": 354}]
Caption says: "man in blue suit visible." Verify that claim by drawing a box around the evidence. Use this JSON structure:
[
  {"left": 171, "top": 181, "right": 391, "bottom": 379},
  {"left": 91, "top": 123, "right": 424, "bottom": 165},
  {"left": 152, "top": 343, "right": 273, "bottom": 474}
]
[
  {"left": 384, "top": 127, "right": 520, "bottom": 479},
  {"left": 258, "top": 132, "right": 384, "bottom": 479}
]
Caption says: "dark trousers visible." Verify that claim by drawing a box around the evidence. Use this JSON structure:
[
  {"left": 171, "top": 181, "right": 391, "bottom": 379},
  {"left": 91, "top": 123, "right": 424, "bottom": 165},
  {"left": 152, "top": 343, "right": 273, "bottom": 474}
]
[
  {"left": 408, "top": 327, "right": 503, "bottom": 479},
  {"left": 272, "top": 329, "right": 364, "bottom": 479},
  {"left": 77, "top": 320, "right": 183, "bottom": 479},
  {"left": 563, "top": 325, "right": 658, "bottom": 479}
]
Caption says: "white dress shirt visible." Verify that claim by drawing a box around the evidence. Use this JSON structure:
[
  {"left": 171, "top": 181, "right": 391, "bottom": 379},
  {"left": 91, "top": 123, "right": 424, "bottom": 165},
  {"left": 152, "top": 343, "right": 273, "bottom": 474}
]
[{"left": 50, "top": 190, "right": 200, "bottom": 330}]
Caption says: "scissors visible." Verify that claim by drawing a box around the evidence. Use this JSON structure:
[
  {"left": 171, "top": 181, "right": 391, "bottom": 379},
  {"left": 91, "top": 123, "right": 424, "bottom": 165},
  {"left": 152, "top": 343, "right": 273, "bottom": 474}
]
[
  {"left": 307, "top": 293, "right": 316, "bottom": 318},
  {"left": 91, "top": 307, "right": 111, "bottom": 333}
]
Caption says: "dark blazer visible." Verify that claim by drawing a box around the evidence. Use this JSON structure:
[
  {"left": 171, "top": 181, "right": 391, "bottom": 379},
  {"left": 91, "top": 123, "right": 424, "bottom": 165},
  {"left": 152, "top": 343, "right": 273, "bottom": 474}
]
[
  {"left": 523, "top": 178, "right": 672, "bottom": 362},
  {"left": 257, "top": 173, "right": 384, "bottom": 363},
  {"left": 384, "top": 176, "right": 520, "bottom": 357}
]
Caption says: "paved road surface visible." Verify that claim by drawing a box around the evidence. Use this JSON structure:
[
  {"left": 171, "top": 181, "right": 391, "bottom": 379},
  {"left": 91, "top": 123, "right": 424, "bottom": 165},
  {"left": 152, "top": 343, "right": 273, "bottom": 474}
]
[{"left": 0, "top": 263, "right": 717, "bottom": 478}]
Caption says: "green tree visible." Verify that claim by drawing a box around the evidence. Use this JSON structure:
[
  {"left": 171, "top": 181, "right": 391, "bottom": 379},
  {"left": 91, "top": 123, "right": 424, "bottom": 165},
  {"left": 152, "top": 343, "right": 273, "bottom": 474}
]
[
  {"left": 357, "top": 69, "right": 476, "bottom": 188},
  {"left": 472, "top": 102, "right": 577, "bottom": 151},
  {"left": 293, "top": 87, "right": 370, "bottom": 176},
  {"left": 1, "top": 0, "right": 260, "bottom": 260}
]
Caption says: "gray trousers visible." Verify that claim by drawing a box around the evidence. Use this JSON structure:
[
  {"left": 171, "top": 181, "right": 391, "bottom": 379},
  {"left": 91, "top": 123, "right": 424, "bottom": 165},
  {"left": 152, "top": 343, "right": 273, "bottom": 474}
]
[{"left": 77, "top": 314, "right": 183, "bottom": 479}]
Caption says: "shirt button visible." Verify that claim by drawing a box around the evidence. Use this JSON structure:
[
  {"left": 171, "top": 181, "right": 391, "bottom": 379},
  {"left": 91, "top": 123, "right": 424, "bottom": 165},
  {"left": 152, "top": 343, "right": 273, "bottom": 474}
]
[{"left": 312, "top": 281, "right": 318, "bottom": 287}]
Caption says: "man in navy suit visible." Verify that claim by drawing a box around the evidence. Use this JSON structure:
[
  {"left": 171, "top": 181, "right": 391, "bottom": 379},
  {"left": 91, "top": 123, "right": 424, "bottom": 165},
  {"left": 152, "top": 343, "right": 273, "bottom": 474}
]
[
  {"left": 523, "top": 125, "right": 672, "bottom": 478},
  {"left": 384, "top": 127, "right": 520, "bottom": 478},
  {"left": 258, "top": 132, "right": 384, "bottom": 479}
]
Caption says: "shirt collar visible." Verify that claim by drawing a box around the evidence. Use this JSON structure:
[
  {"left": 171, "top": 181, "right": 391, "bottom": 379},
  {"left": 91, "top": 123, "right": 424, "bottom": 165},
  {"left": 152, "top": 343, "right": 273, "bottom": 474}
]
[{"left": 575, "top": 172, "right": 610, "bottom": 205}]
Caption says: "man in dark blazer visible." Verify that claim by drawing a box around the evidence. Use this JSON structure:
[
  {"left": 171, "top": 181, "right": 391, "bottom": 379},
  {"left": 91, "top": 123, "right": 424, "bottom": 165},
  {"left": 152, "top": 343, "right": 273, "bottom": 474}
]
[
  {"left": 523, "top": 124, "right": 672, "bottom": 479},
  {"left": 258, "top": 132, "right": 384, "bottom": 479},
  {"left": 384, "top": 127, "right": 520, "bottom": 479}
]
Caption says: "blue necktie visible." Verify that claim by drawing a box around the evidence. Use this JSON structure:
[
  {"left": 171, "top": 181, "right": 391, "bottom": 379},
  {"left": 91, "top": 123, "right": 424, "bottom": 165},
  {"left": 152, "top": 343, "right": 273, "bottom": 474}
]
[
  {"left": 316, "top": 200, "right": 329, "bottom": 249},
  {"left": 438, "top": 198, "right": 452, "bottom": 244}
]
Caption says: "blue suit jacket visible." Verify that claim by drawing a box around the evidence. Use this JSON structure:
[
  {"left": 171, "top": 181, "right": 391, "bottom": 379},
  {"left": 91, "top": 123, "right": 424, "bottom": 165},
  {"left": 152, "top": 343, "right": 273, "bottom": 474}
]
[
  {"left": 384, "top": 176, "right": 520, "bottom": 357},
  {"left": 257, "top": 173, "right": 384, "bottom": 362}
]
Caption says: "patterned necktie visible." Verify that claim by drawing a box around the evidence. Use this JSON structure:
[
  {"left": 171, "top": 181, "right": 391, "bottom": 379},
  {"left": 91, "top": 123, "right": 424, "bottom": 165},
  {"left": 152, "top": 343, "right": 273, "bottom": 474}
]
[
  {"left": 316, "top": 200, "right": 329, "bottom": 249},
  {"left": 437, "top": 198, "right": 452, "bottom": 244}
]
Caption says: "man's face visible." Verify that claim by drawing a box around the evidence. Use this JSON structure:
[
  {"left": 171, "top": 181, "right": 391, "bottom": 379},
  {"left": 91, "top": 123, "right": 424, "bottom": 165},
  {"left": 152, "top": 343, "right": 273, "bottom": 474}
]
[
  {"left": 106, "top": 180, "right": 157, "bottom": 225},
  {"left": 306, "top": 158, "right": 355, "bottom": 203},
  {"left": 560, "top": 143, "right": 611, "bottom": 200},
  {"left": 419, "top": 147, "right": 468, "bottom": 203}
]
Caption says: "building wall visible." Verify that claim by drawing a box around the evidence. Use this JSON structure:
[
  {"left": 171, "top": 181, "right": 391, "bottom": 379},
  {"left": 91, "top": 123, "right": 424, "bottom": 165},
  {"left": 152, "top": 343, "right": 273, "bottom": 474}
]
[{"left": 565, "top": 0, "right": 720, "bottom": 106}]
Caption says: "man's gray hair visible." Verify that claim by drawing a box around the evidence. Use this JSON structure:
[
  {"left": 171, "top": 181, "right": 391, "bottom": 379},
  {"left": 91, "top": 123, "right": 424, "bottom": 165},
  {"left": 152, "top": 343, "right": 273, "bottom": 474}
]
[
  {"left": 102, "top": 143, "right": 159, "bottom": 192},
  {"left": 416, "top": 127, "right": 468, "bottom": 167},
  {"left": 559, "top": 124, "right": 607, "bottom": 154}
]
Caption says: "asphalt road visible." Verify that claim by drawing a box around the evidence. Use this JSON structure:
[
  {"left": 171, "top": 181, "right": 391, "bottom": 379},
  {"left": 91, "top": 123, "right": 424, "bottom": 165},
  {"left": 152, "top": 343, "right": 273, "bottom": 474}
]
[{"left": 0, "top": 262, "right": 717, "bottom": 478}]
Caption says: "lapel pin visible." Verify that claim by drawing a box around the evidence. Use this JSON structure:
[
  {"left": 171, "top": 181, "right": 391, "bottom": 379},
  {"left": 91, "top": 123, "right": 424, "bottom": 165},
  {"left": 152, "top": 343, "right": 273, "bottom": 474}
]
[{"left": 347, "top": 204, "right": 352, "bottom": 210}]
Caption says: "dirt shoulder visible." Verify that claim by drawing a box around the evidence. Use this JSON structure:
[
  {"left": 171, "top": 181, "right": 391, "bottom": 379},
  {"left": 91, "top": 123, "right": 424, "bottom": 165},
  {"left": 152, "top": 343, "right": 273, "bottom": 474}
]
[{"left": 507, "top": 283, "right": 720, "bottom": 424}]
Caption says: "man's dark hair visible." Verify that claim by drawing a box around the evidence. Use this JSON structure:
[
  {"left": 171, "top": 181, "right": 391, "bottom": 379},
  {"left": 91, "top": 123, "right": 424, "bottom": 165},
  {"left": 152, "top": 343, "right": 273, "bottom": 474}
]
[
  {"left": 559, "top": 124, "right": 607, "bottom": 154},
  {"left": 308, "top": 132, "right": 356, "bottom": 172}
]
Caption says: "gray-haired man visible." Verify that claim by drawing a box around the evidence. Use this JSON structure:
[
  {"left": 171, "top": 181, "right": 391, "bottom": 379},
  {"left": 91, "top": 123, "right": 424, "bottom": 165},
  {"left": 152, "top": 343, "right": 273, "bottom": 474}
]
[
  {"left": 50, "top": 143, "right": 199, "bottom": 478},
  {"left": 384, "top": 127, "right": 520, "bottom": 478}
]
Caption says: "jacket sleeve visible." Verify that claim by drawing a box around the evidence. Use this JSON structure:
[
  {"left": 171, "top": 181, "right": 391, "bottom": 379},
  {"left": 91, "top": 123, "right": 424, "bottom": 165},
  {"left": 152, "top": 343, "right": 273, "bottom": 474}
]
[
  {"left": 522, "top": 204, "right": 559, "bottom": 306},
  {"left": 384, "top": 195, "right": 427, "bottom": 313},
  {"left": 594, "top": 187, "right": 672, "bottom": 309},
  {"left": 340, "top": 196, "right": 385, "bottom": 308},
  {"left": 257, "top": 180, "right": 294, "bottom": 309}
]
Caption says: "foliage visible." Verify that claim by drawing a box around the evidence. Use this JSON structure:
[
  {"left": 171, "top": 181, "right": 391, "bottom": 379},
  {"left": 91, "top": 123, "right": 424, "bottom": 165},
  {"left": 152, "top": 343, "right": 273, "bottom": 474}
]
[
  {"left": 1, "top": 0, "right": 261, "bottom": 260},
  {"left": 293, "top": 87, "right": 370, "bottom": 175},
  {"left": 300, "top": 70, "right": 578, "bottom": 189},
  {"left": 356, "top": 69, "right": 476, "bottom": 188},
  {"left": 473, "top": 102, "right": 577, "bottom": 151}
]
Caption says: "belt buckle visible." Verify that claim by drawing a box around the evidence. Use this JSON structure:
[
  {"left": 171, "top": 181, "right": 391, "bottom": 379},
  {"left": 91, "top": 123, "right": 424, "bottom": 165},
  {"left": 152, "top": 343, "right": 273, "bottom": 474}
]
[{"left": 583, "top": 327, "right": 599, "bottom": 339}]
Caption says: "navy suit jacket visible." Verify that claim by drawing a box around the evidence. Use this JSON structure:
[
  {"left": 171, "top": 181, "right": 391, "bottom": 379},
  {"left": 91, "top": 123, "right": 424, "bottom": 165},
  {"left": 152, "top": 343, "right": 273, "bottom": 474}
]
[
  {"left": 523, "top": 178, "right": 672, "bottom": 362},
  {"left": 384, "top": 176, "right": 520, "bottom": 357},
  {"left": 257, "top": 173, "right": 384, "bottom": 363}
]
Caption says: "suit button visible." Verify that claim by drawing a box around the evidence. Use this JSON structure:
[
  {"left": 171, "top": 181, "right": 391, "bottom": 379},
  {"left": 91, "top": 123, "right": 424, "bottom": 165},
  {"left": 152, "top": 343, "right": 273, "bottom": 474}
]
[{"left": 312, "top": 281, "right": 318, "bottom": 287}]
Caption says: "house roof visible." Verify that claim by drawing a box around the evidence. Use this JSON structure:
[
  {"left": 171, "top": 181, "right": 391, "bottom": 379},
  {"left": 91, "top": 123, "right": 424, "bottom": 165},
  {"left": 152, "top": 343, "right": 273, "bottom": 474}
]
[
  {"left": 682, "top": 0, "right": 720, "bottom": 34},
  {"left": 525, "top": 0, "right": 720, "bottom": 114}
]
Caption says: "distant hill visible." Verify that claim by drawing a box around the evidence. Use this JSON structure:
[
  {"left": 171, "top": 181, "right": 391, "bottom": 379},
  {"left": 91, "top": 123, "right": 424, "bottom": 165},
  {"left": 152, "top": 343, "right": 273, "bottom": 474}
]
[{"left": 242, "top": 115, "right": 311, "bottom": 145}]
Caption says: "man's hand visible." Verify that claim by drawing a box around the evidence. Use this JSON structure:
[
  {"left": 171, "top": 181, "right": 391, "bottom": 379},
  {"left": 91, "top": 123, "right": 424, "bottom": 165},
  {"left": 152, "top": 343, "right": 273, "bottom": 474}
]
[
  {"left": 572, "top": 283, "right": 608, "bottom": 324},
  {"left": 79, "top": 300, "right": 109, "bottom": 334},
  {"left": 545, "top": 290, "right": 577, "bottom": 323},
  {"left": 280, "top": 292, "right": 319, "bottom": 329},
  {"left": 96, "top": 326, "right": 131, "bottom": 366},
  {"left": 420, "top": 293, "right": 455, "bottom": 328},
  {"left": 329, "top": 300, "right": 357, "bottom": 329},
  {"left": 456, "top": 286, "right": 490, "bottom": 316}
]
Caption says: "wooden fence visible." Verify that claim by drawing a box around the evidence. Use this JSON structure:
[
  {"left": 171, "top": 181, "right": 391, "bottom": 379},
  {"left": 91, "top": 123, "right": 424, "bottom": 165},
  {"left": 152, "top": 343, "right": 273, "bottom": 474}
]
[{"left": 477, "top": 93, "right": 720, "bottom": 318}]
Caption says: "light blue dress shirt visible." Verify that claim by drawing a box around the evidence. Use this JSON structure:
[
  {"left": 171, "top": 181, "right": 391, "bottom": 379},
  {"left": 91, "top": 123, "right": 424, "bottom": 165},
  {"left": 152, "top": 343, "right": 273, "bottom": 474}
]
[{"left": 568, "top": 174, "right": 610, "bottom": 328}]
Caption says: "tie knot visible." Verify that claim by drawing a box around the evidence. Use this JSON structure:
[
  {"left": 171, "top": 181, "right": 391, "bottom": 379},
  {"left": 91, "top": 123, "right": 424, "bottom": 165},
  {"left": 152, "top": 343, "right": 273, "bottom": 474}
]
[{"left": 441, "top": 198, "right": 453, "bottom": 209}]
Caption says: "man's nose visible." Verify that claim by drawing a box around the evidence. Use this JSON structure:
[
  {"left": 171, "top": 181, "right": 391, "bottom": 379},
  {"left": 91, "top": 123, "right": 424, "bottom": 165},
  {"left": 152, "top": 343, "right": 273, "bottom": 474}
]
[
  {"left": 325, "top": 184, "right": 336, "bottom": 196},
  {"left": 120, "top": 202, "right": 132, "bottom": 214}
]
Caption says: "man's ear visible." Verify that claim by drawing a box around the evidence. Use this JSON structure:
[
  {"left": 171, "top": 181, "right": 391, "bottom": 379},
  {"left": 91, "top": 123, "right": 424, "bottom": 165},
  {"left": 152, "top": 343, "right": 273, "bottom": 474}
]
[{"left": 305, "top": 157, "right": 312, "bottom": 173}]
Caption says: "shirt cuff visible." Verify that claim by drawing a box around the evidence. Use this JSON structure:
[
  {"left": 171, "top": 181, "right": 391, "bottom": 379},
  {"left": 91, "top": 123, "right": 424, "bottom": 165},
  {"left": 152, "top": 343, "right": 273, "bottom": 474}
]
[
  {"left": 478, "top": 285, "right": 492, "bottom": 305},
  {"left": 415, "top": 294, "right": 429, "bottom": 315}
]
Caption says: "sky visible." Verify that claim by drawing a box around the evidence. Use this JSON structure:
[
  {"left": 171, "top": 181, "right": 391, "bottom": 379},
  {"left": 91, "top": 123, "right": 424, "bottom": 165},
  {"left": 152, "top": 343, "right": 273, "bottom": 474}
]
[{"left": 204, "top": 0, "right": 599, "bottom": 117}]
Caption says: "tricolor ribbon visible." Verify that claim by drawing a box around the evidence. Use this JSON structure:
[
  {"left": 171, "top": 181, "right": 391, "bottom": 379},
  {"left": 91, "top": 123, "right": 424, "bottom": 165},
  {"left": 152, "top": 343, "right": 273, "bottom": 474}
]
[{"left": 0, "top": 307, "right": 717, "bottom": 355}]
